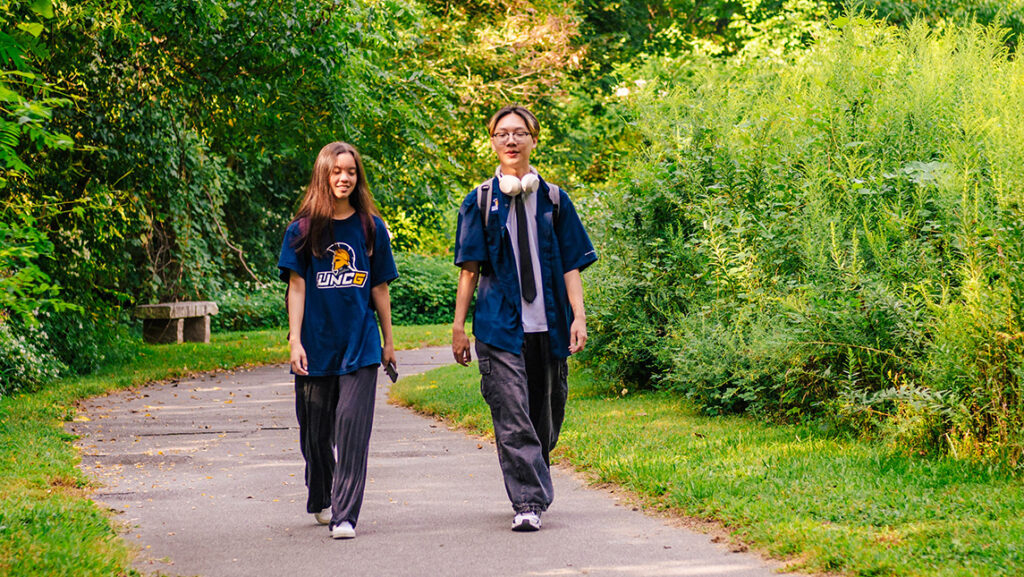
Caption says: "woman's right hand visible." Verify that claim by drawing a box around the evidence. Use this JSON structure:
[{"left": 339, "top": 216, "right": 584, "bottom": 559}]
[{"left": 290, "top": 341, "right": 309, "bottom": 375}]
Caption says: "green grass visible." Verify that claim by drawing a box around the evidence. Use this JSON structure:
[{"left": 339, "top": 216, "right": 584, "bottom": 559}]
[
  {"left": 0, "top": 324, "right": 451, "bottom": 577},
  {"left": 390, "top": 363, "right": 495, "bottom": 434},
  {"left": 390, "top": 363, "right": 1024, "bottom": 577},
  {"left": 390, "top": 323, "right": 462, "bottom": 350}
]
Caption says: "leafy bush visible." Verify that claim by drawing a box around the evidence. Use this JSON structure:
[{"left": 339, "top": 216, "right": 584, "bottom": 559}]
[
  {"left": 210, "top": 282, "right": 287, "bottom": 332},
  {"left": 0, "top": 320, "right": 66, "bottom": 399},
  {"left": 857, "top": 0, "right": 1024, "bottom": 45},
  {"left": 584, "top": 17, "right": 1024, "bottom": 463},
  {"left": 37, "top": 308, "right": 139, "bottom": 376},
  {"left": 0, "top": 306, "right": 141, "bottom": 400},
  {"left": 389, "top": 253, "right": 458, "bottom": 326}
]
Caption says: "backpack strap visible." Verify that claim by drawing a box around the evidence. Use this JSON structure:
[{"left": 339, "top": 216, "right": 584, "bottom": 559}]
[
  {"left": 477, "top": 179, "right": 494, "bottom": 226},
  {"left": 547, "top": 183, "right": 560, "bottom": 227}
]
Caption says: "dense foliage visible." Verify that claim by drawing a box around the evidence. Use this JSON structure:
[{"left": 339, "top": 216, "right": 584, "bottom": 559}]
[
  {"left": 4, "top": 0, "right": 1024, "bottom": 463},
  {"left": 210, "top": 282, "right": 287, "bottom": 333},
  {"left": 583, "top": 17, "right": 1024, "bottom": 464},
  {"left": 3, "top": 0, "right": 461, "bottom": 394},
  {"left": 389, "top": 252, "right": 459, "bottom": 326}
]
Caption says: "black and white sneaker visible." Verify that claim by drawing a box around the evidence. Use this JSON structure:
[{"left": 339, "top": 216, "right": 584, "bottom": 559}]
[{"left": 512, "top": 511, "right": 541, "bottom": 532}]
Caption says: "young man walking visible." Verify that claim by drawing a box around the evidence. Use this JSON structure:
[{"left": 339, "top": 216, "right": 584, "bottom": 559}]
[{"left": 451, "top": 105, "right": 597, "bottom": 532}]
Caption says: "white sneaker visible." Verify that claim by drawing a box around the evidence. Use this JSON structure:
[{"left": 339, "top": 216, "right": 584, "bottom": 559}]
[
  {"left": 512, "top": 511, "right": 541, "bottom": 532},
  {"left": 331, "top": 521, "right": 356, "bottom": 539},
  {"left": 314, "top": 507, "right": 331, "bottom": 525}
]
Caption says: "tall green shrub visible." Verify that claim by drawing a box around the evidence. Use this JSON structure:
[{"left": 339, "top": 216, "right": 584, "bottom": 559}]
[
  {"left": 1, "top": 0, "right": 85, "bottom": 396},
  {"left": 2, "top": 0, "right": 467, "bottom": 388},
  {"left": 585, "top": 17, "right": 1024, "bottom": 463},
  {"left": 38, "top": 0, "right": 461, "bottom": 304},
  {"left": 210, "top": 282, "right": 287, "bottom": 332},
  {"left": 389, "top": 253, "right": 458, "bottom": 326}
]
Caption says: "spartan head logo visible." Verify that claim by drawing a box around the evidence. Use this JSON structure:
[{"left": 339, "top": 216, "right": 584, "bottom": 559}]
[{"left": 327, "top": 243, "right": 357, "bottom": 271}]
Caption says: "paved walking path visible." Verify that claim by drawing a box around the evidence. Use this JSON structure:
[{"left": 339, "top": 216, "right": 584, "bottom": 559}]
[{"left": 70, "top": 347, "right": 794, "bottom": 577}]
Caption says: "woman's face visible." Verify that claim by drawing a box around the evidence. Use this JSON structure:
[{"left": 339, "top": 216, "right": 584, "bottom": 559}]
[
  {"left": 330, "top": 152, "right": 358, "bottom": 202},
  {"left": 490, "top": 113, "right": 536, "bottom": 174}
]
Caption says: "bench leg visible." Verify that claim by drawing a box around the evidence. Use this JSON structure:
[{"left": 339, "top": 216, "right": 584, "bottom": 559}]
[
  {"left": 143, "top": 318, "right": 184, "bottom": 344},
  {"left": 183, "top": 315, "right": 211, "bottom": 344}
]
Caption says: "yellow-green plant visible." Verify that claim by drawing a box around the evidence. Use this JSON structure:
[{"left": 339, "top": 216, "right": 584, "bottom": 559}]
[{"left": 585, "top": 16, "right": 1024, "bottom": 464}]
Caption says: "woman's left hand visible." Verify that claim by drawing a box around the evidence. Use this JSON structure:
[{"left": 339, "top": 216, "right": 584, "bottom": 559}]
[{"left": 381, "top": 342, "right": 396, "bottom": 369}]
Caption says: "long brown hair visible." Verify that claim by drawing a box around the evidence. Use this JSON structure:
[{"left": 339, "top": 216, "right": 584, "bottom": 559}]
[{"left": 292, "top": 142, "right": 380, "bottom": 258}]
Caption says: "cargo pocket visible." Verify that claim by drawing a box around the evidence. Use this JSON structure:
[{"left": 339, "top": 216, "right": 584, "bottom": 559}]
[
  {"left": 477, "top": 357, "right": 491, "bottom": 376},
  {"left": 477, "top": 357, "right": 499, "bottom": 407}
]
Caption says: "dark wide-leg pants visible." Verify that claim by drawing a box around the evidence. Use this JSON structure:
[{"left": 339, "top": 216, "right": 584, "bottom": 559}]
[
  {"left": 295, "top": 365, "right": 377, "bottom": 528},
  {"left": 475, "top": 333, "right": 568, "bottom": 513}
]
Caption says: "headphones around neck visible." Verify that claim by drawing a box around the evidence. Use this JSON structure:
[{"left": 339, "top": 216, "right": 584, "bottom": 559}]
[{"left": 497, "top": 168, "right": 540, "bottom": 197}]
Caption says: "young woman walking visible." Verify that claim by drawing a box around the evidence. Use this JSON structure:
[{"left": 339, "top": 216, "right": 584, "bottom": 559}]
[{"left": 278, "top": 141, "right": 398, "bottom": 539}]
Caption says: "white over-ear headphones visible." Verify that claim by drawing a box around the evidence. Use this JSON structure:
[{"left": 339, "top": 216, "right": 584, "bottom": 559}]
[{"left": 497, "top": 167, "right": 540, "bottom": 197}]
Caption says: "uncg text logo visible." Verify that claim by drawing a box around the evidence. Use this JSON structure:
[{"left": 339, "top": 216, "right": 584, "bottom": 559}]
[{"left": 316, "top": 242, "right": 368, "bottom": 289}]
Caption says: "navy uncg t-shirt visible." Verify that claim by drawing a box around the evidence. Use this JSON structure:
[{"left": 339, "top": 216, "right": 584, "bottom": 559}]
[{"left": 278, "top": 214, "right": 398, "bottom": 376}]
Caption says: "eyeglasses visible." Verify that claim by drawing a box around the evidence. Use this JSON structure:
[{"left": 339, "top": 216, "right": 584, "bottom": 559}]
[{"left": 491, "top": 130, "right": 532, "bottom": 142}]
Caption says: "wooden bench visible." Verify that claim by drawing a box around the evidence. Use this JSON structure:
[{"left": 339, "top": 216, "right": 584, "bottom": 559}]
[{"left": 135, "top": 301, "right": 219, "bottom": 344}]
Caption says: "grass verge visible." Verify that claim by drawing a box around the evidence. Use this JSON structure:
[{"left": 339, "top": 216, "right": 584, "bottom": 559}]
[
  {"left": 0, "top": 324, "right": 451, "bottom": 577},
  {"left": 390, "top": 363, "right": 1024, "bottom": 577}
]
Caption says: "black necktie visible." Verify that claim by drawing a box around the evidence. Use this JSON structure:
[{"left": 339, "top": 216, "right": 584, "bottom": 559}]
[{"left": 515, "top": 196, "right": 536, "bottom": 303}]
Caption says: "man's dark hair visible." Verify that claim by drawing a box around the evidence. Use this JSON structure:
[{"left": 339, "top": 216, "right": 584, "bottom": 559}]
[{"left": 487, "top": 105, "right": 540, "bottom": 139}]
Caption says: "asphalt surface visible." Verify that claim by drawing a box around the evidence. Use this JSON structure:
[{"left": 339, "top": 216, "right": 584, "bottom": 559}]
[{"left": 70, "top": 346, "right": 794, "bottom": 577}]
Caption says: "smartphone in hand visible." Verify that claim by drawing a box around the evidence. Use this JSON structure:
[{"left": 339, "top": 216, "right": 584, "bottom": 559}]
[{"left": 384, "top": 361, "right": 398, "bottom": 383}]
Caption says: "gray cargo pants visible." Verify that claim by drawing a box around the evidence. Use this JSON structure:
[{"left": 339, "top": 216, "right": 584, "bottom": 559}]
[{"left": 475, "top": 333, "right": 568, "bottom": 513}]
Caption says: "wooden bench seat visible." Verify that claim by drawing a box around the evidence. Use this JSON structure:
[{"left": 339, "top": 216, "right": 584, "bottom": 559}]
[{"left": 134, "top": 301, "right": 219, "bottom": 344}]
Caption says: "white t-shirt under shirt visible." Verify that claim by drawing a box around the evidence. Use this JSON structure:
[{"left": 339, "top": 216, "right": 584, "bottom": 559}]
[{"left": 505, "top": 189, "right": 548, "bottom": 334}]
